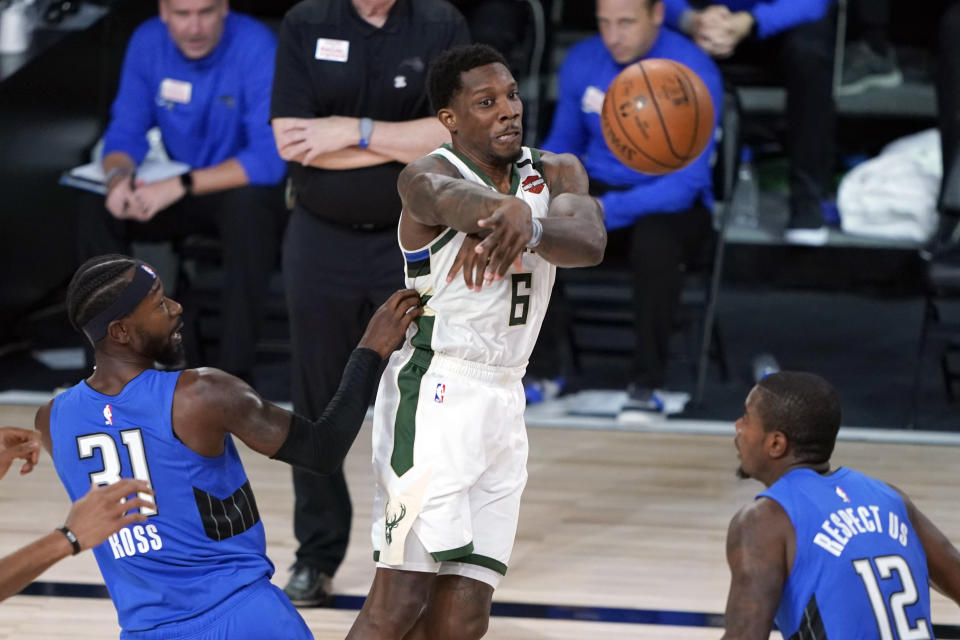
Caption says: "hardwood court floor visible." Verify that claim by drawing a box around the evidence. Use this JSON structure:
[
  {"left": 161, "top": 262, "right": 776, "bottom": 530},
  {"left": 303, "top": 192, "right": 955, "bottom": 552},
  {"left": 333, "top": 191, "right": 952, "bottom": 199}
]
[{"left": 1, "top": 402, "right": 958, "bottom": 639}]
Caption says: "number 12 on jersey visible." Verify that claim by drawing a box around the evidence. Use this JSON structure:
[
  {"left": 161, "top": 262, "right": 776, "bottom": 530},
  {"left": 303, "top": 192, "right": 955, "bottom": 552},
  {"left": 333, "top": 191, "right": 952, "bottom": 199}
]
[
  {"left": 78, "top": 430, "right": 157, "bottom": 516},
  {"left": 853, "top": 554, "right": 930, "bottom": 640}
]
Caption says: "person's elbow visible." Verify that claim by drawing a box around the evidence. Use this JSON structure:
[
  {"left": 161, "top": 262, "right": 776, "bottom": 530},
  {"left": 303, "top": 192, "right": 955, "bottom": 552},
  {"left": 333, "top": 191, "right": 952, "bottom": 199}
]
[{"left": 584, "top": 225, "right": 607, "bottom": 266}]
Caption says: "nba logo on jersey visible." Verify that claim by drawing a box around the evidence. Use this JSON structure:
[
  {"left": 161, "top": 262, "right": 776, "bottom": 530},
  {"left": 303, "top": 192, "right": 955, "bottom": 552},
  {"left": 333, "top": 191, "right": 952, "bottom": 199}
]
[
  {"left": 434, "top": 383, "right": 445, "bottom": 404},
  {"left": 835, "top": 485, "right": 850, "bottom": 503},
  {"left": 103, "top": 404, "right": 113, "bottom": 425}
]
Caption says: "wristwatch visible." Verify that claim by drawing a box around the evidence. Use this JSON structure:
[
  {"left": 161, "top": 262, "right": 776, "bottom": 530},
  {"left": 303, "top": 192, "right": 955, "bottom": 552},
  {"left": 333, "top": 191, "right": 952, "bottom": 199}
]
[
  {"left": 179, "top": 171, "right": 194, "bottom": 196},
  {"left": 358, "top": 117, "right": 374, "bottom": 149}
]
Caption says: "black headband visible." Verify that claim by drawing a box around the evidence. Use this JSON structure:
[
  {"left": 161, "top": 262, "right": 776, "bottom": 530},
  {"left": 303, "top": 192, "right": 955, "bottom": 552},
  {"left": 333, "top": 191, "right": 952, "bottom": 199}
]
[{"left": 83, "top": 262, "right": 158, "bottom": 343}]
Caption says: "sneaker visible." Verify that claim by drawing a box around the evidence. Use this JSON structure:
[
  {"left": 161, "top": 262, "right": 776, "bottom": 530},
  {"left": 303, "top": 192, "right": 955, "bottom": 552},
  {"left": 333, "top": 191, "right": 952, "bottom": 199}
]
[
  {"left": 622, "top": 385, "right": 664, "bottom": 413},
  {"left": 283, "top": 564, "right": 334, "bottom": 607},
  {"left": 784, "top": 226, "right": 830, "bottom": 246},
  {"left": 837, "top": 40, "right": 903, "bottom": 97},
  {"left": 523, "top": 376, "right": 566, "bottom": 405}
]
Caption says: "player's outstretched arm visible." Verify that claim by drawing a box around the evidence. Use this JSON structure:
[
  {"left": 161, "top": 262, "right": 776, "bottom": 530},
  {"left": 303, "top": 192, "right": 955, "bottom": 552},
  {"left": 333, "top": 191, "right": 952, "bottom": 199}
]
[
  {"left": 536, "top": 151, "right": 606, "bottom": 268},
  {"left": 399, "top": 154, "right": 530, "bottom": 234},
  {"left": 893, "top": 485, "right": 960, "bottom": 603},
  {"left": 0, "top": 478, "right": 152, "bottom": 603},
  {"left": 175, "top": 290, "right": 423, "bottom": 473},
  {"left": 721, "top": 498, "right": 791, "bottom": 640}
]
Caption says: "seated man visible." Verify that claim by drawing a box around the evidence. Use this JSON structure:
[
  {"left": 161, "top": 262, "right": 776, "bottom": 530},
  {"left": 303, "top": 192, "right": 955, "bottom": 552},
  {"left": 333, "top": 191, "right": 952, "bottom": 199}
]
[
  {"left": 77, "top": 0, "right": 287, "bottom": 382},
  {"left": 664, "top": 0, "right": 836, "bottom": 243},
  {"left": 540, "top": 0, "right": 722, "bottom": 409}
]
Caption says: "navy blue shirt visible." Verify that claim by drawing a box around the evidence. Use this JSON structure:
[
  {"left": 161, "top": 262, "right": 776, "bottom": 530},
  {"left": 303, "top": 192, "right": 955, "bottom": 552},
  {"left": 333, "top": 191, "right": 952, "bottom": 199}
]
[
  {"left": 103, "top": 12, "right": 286, "bottom": 185},
  {"left": 663, "top": 0, "right": 834, "bottom": 40},
  {"left": 542, "top": 28, "right": 722, "bottom": 230}
]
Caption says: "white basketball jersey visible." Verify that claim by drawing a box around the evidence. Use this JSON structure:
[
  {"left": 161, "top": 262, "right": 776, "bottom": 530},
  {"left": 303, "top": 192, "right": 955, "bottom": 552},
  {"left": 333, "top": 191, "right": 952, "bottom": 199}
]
[{"left": 399, "top": 144, "right": 555, "bottom": 368}]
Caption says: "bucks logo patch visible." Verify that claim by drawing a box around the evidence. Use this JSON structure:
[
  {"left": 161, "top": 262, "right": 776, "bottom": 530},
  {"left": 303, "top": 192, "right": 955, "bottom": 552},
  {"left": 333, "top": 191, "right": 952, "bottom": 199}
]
[{"left": 385, "top": 502, "right": 407, "bottom": 544}]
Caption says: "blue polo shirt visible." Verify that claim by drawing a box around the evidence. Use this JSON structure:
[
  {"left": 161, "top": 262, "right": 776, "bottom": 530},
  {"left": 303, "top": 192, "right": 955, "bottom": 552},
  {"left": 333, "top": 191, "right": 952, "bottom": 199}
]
[
  {"left": 542, "top": 28, "right": 723, "bottom": 230},
  {"left": 103, "top": 12, "right": 286, "bottom": 185},
  {"left": 663, "top": 0, "right": 834, "bottom": 40}
]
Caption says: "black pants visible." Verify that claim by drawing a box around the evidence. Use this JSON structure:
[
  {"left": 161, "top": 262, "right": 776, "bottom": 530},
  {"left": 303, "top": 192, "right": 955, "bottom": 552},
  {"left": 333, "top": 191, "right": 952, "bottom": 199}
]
[
  {"left": 611, "top": 204, "right": 715, "bottom": 389},
  {"left": 719, "top": 8, "right": 837, "bottom": 225},
  {"left": 76, "top": 184, "right": 286, "bottom": 376},
  {"left": 282, "top": 207, "right": 404, "bottom": 576}
]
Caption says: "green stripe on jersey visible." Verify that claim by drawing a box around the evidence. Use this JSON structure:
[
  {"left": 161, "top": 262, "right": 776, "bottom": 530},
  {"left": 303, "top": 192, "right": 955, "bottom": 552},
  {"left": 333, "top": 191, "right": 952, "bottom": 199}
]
[{"left": 391, "top": 317, "right": 435, "bottom": 476}]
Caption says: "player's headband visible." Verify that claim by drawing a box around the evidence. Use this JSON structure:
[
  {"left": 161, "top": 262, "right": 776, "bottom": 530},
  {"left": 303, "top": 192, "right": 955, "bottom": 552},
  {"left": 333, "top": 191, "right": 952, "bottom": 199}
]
[{"left": 83, "top": 262, "right": 158, "bottom": 343}]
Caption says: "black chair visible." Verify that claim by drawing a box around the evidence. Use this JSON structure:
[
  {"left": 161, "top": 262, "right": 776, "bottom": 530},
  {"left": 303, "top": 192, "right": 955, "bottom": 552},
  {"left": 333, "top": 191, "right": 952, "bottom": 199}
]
[
  {"left": 562, "top": 84, "right": 741, "bottom": 405},
  {"left": 911, "top": 233, "right": 960, "bottom": 424},
  {"left": 175, "top": 234, "right": 289, "bottom": 371}
]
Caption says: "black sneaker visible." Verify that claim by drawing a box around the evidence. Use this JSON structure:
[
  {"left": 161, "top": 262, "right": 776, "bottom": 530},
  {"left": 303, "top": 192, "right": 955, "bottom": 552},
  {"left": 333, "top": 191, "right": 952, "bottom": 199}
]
[
  {"left": 837, "top": 40, "right": 902, "bottom": 97},
  {"left": 622, "top": 384, "right": 664, "bottom": 413},
  {"left": 283, "top": 564, "right": 334, "bottom": 607}
]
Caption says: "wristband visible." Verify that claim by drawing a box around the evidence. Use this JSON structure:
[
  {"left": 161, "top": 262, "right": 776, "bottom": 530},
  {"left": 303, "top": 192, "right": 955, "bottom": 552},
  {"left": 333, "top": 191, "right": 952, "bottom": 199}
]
[
  {"left": 57, "top": 526, "right": 81, "bottom": 555},
  {"left": 526, "top": 216, "right": 543, "bottom": 249},
  {"left": 358, "top": 117, "right": 374, "bottom": 149},
  {"left": 179, "top": 171, "right": 194, "bottom": 196}
]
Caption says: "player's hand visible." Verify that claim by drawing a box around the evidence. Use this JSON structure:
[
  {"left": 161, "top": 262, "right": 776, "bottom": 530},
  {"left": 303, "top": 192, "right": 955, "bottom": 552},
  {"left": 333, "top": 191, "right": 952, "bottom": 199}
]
[
  {"left": 273, "top": 116, "right": 360, "bottom": 166},
  {"left": 127, "top": 177, "right": 184, "bottom": 222},
  {"left": 447, "top": 234, "right": 488, "bottom": 291},
  {"left": 358, "top": 289, "right": 424, "bottom": 358},
  {"left": 0, "top": 426, "right": 41, "bottom": 480},
  {"left": 474, "top": 198, "right": 531, "bottom": 285},
  {"left": 65, "top": 479, "right": 154, "bottom": 551}
]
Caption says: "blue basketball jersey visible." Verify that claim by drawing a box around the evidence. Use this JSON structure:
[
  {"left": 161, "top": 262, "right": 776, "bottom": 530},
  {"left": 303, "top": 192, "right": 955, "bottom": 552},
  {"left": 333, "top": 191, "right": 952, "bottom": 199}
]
[
  {"left": 760, "top": 468, "right": 933, "bottom": 640},
  {"left": 49, "top": 370, "right": 275, "bottom": 633}
]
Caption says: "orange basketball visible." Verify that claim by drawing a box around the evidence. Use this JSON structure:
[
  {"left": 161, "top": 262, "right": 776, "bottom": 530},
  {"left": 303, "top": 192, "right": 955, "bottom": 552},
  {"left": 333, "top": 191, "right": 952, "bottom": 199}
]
[{"left": 601, "top": 58, "right": 715, "bottom": 175}]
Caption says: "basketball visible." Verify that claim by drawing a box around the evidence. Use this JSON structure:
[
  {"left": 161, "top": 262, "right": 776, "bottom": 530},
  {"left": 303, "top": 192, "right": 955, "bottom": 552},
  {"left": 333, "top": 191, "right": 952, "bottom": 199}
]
[{"left": 601, "top": 58, "right": 715, "bottom": 175}]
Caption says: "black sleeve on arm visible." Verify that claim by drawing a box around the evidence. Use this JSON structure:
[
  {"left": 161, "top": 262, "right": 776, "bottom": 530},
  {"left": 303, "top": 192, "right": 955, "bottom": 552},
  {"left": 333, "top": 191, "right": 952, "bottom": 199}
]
[{"left": 271, "top": 348, "right": 382, "bottom": 473}]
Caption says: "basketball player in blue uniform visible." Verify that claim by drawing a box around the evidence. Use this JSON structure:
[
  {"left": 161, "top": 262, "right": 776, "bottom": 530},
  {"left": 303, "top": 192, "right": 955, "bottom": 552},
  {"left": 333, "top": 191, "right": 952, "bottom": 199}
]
[
  {"left": 34, "top": 254, "right": 422, "bottom": 639},
  {"left": 347, "top": 44, "right": 607, "bottom": 639},
  {"left": 722, "top": 371, "right": 960, "bottom": 639}
]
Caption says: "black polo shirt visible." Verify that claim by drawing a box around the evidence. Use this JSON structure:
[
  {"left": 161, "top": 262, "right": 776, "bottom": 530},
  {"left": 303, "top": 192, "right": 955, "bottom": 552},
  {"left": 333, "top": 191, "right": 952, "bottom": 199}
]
[{"left": 271, "top": 0, "right": 469, "bottom": 227}]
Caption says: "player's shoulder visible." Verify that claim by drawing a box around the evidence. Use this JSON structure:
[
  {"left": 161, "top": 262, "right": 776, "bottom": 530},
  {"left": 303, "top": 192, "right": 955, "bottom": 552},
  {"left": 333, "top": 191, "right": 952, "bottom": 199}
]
[
  {"left": 174, "top": 367, "right": 246, "bottom": 407},
  {"left": 729, "top": 496, "right": 791, "bottom": 535},
  {"left": 537, "top": 148, "right": 586, "bottom": 177},
  {"left": 401, "top": 150, "right": 460, "bottom": 182}
]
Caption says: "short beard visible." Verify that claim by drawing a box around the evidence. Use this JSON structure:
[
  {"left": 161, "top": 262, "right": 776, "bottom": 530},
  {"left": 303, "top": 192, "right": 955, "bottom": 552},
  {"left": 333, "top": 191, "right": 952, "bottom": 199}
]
[
  {"left": 735, "top": 466, "right": 751, "bottom": 479},
  {"left": 139, "top": 328, "right": 184, "bottom": 367},
  {"left": 156, "top": 341, "right": 185, "bottom": 367}
]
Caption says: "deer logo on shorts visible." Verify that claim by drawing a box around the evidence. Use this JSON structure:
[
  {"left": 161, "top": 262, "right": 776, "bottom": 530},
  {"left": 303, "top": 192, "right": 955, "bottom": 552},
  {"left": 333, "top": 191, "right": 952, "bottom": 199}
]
[{"left": 385, "top": 502, "right": 407, "bottom": 544}]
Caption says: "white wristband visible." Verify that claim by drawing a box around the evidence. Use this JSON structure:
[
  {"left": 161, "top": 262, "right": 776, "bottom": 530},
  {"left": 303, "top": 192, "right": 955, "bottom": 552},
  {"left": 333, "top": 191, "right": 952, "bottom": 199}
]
[{"left": 526, "top": 216, "right": 543, "bottom": 249}]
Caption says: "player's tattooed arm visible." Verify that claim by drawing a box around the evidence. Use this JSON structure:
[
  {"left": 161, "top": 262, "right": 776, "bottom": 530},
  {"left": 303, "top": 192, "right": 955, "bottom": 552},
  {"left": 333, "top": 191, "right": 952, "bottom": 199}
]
[
  {"left": 398, "top": 154, "right": 525, "bottom": 233},
  {"left": 721, "top": 498, "right": 791, "bottom": 640},
  {"left": 400, "top": 154, "right": 534, "bottom": 283},
  {"left": 532, "top": 151, "right": 606, "bottom": 268},
  {"left": 891, "top": 484, "right": 960, "bottom": 603}
]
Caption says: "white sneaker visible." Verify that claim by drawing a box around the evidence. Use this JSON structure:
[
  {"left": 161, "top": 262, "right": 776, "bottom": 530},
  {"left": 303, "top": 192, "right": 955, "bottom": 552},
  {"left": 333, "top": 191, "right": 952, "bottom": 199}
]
[{"left": 784, "top": 226, "right": 830, "bottom": 246}]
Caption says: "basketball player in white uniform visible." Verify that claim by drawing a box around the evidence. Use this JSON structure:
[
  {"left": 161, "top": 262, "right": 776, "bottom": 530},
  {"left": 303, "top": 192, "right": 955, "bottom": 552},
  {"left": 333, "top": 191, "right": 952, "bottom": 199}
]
[{"left": 348, "top": 44, "right": 607, "bottom": 640}]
